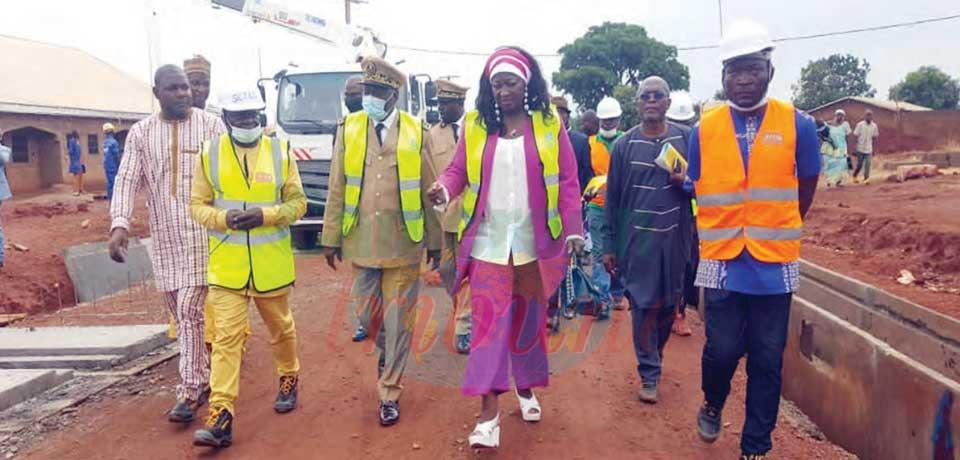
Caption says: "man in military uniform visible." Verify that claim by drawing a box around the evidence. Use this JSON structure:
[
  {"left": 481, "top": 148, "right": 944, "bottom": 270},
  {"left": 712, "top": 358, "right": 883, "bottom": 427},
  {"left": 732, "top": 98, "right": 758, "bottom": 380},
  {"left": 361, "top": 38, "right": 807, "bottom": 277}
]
[
  {"left": 426, "top": 79, "right": 471, "bottom": 354},
  {"left": 321, "top": 56, "right": 442, "bottom": 427}
]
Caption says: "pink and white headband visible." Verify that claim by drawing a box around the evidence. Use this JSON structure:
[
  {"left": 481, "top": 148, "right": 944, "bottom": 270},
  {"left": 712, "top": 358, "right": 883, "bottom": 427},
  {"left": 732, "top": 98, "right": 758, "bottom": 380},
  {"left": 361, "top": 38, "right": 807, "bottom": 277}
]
[{"left": 485, "top": 48, "right": 531, "bottom": 83}]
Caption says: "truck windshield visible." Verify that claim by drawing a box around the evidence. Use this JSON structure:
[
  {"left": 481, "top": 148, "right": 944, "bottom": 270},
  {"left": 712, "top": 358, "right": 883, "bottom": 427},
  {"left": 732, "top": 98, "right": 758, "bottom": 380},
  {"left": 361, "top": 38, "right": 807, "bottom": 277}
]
[{"left": 277, "top": 72, "right": 359, "bottom": 134}]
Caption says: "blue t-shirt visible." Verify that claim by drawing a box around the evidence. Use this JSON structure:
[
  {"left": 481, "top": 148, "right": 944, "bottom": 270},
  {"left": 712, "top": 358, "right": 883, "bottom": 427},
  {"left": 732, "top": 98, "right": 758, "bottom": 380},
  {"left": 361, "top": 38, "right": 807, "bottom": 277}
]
[{"left": 687, "top": 103, "right": 821, "bottom": 295}]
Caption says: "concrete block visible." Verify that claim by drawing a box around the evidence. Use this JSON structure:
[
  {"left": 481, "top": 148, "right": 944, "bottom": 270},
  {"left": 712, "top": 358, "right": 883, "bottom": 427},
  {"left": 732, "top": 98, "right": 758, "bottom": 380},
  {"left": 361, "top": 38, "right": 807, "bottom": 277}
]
[
  {"left": 0, "top": 370, "right": 73, "bottom": 412},
  {"left": 894, "top": 163, "right": 939, "bottom": 182},
  {"left": 0, "top": 325, "right": 171, "bottom": 370},
  {"left": 63, "top": 238, "right": 154, "bottom": 303},
  {"left": 0, "top": 355, "right": 127, "bottom": 370},
  {"left": 949, "top": 151, "right": 960, "bottom": 167},
  {"left": 923, "top": 152, "right": 951, "bottom": 168},
  {"left": 783, "top": 297, "right": 960, "bottom": 460}
]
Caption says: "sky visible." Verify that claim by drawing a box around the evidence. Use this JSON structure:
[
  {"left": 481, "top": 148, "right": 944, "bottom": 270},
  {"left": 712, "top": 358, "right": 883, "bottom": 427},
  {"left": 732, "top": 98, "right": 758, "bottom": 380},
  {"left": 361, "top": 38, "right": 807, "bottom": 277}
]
[{"left": 1, "top": 0, "right": 958, "bottom": 112}]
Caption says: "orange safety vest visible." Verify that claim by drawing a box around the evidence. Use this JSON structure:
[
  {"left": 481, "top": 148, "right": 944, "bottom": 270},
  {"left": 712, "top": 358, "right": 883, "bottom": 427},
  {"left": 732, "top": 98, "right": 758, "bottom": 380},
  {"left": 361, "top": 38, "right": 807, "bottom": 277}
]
[
  {"left": 588, "top": 135, "right": 611, "bottom": 207},
  {"left": 694, "top": 98, "right": 802, "bottom": 263}
]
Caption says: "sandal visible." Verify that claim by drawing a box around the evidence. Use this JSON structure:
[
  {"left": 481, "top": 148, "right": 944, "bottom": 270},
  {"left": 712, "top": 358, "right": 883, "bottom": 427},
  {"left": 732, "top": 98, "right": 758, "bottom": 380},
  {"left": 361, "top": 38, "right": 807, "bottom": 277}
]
[
  {"left": 468, "top": 413, "right": 500, "bottom": 448},
  {"left": 516, "top": 390, "right": 542, "bottom": 422}
]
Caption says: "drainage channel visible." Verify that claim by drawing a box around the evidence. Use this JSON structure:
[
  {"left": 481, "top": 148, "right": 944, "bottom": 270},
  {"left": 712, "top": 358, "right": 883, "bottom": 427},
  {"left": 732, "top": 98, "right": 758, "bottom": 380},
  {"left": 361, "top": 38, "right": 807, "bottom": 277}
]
[{"left": 785, "top": 259, "right": 960, "bottom": 460}]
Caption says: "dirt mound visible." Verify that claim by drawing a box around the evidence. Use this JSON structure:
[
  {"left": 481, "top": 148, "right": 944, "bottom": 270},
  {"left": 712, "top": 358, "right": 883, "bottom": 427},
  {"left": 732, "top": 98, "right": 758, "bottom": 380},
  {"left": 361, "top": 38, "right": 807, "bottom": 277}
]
[
  {"left": 12, "top": 202, "right": 89, "bottom": 219},
  {"left": 807, "top": 211, "right": 960, "bottom": 278},
  {"left": 804, "top": 175, "right": 960, "bottom": 316}
]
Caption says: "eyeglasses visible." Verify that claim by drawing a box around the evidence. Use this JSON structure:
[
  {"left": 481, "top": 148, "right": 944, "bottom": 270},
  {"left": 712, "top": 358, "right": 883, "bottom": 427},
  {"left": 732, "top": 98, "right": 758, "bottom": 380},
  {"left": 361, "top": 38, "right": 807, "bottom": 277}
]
[{"left": 638, "top": 91, "right": 667, "bottom": 102}]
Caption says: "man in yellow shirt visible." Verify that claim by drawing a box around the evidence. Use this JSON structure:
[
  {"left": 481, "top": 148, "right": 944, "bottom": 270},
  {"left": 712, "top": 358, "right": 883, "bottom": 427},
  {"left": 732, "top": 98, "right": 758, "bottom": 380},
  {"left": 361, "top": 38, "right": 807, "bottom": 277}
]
[{"left": 189, "top": 88, "right": 306, "bottom": 449}]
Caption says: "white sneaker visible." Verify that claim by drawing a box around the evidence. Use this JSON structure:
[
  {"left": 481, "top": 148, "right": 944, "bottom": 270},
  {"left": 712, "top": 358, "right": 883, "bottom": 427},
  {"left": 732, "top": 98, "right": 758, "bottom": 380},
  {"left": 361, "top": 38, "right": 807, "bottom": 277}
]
[
  {"left": 468, "top": 414, "right": 500, "bottom": 449},
  {"left": 516, "top": 390, "right": 542, "bottom": 422}
]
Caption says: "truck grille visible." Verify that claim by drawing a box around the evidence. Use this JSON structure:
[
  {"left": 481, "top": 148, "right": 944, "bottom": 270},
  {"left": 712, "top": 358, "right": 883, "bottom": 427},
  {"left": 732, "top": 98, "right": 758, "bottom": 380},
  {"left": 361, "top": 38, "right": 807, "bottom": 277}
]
[{"left": 297, "top": 159, "right": 331, "bottom": 218}]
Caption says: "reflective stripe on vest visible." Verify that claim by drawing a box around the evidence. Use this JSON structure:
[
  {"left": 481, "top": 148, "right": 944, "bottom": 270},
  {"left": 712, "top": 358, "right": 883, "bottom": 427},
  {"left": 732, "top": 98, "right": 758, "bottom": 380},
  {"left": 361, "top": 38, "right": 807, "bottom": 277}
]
[
  {"left": 694, "top": 98, "right": 802, "bottom": 263},
  {"left": 341, "top": 111, "right": 424, "bottom": 243},
  {"left": 202, "top": 134, "right": 295, "bottom": 292},
  {"left": 458, "top": 107, "right": 563, "bottom": 241}
]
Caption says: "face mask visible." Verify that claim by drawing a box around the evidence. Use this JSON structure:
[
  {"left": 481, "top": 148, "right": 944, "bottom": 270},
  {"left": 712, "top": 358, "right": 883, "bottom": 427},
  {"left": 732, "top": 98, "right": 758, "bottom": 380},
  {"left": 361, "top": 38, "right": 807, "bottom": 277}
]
[
  {"left": 363, "top": 94, "right": 390, "bottom": 121},
  {"left": 345, "top": 96, "right": 364, "bottom": 113},
  {"left": 727, "top": 97, "right": 768, "bottom": 113},
  {"left": 600, "top": 128, "right": 618, "bottom": 138},
  {"left": 230, "top": 125, "right": 263, "bottom": 144}
]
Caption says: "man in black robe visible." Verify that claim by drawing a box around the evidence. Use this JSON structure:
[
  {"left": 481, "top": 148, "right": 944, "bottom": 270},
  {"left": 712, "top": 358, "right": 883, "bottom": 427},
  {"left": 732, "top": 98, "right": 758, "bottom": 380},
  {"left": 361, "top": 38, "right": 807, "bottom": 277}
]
[{"left": 603, "top": 76, "right": 693, "bottom": 404}]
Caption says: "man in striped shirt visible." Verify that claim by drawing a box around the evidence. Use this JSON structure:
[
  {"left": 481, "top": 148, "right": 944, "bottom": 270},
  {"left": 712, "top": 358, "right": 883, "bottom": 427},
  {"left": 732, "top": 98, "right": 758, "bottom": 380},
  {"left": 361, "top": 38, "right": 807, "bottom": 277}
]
[{"left": 109, "top": 64, "right": 225, "bottom": 423}]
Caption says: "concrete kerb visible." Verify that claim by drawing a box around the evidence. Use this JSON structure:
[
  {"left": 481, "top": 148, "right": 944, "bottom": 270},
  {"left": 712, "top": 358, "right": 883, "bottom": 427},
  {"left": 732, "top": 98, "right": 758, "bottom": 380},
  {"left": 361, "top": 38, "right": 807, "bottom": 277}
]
[
  {"left": 783, "top": 296, "right": 960, "bottom": 460},
  {"left": 0, "top": 370, "right": 74, "bottom": 413},
  {"left": 799, "top": 259, "right": 960, "bottom": 345}
]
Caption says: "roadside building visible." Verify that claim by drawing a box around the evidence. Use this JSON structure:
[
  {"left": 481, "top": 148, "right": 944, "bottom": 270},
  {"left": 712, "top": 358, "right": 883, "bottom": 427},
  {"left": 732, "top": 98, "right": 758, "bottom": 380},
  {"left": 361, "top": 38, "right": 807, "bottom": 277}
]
[
  {"left": 807, "top": 97, "right": 938, "bottom": 154},
  {"left": 0, "top": 35, "right": 152, "bottom": 194}
]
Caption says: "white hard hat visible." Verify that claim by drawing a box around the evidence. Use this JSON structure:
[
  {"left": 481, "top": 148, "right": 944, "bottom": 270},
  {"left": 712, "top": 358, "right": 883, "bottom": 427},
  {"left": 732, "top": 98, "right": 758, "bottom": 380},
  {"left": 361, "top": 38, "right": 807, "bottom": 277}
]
[
  {"left": 835, "top": 109, "right": 846, "bottom": 116},
  {"left": 666, "top": 91, "right": 696, "bottom": 122},
  {"left": 219, "top": 88, "right": 266, "bottom": 112},
  {"left": 596, "top": 97, "right": 622, "bottom": 119},
  {"left": 718, "top": 18, "right": 774, "bottom": 64}
]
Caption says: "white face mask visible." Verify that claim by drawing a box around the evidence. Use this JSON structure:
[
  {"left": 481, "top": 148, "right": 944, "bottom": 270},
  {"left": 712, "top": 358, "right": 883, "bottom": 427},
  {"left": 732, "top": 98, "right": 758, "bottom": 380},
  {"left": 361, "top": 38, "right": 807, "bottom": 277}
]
[
  {"left": 600, "top": 128, "right": 618, "bottom": 138},
  {"left": 230, "top": 125, "right": 263, "bottom": 144},
  {"left": 727, "top": 97, "right": 768, "bottom": 113}
]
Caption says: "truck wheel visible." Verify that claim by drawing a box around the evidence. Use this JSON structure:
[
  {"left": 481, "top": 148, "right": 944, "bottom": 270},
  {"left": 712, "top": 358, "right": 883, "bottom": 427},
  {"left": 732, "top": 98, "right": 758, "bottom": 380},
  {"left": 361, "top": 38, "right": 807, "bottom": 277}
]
[{"left": 291, "top": 229, "right": 317, "bottom": 250}]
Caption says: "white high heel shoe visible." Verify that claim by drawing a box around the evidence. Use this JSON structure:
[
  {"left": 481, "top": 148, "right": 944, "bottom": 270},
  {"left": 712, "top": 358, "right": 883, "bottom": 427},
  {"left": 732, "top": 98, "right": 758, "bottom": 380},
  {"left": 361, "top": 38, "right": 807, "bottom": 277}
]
[
  {"left": 516, "top": 390, "right": 542, "bottom": 422},
  {"left": 468, "top": 413, "right": 500, "bottom": 449}
]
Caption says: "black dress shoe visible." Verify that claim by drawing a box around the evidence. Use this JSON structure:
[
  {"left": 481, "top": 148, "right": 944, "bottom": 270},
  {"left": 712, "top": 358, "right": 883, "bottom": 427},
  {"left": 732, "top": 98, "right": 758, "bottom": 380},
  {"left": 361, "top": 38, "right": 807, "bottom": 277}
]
[
  {"left": 697, "top": 401, "right": 722, "bottom": 443},
  {"left": 193, "top": 406, "right": 233, "bottom": 448},
  {"left": 169, "top": 399, "right": 199, "bottom": 423},
  {"left": 379, "top": 400, "right": 400, "bottom": 426},
  {"left": 274, "top": 375, "right": 298, "bottom": 413}
]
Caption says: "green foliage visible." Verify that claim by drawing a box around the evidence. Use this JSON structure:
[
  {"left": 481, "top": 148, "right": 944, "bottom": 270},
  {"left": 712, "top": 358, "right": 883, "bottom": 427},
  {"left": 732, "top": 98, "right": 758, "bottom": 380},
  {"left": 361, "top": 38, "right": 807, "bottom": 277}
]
[
  {"left": 889, "top": 66, "right": 960, "bottom": 110},
  {"left": 612, "top": 85, "right": 639, "bottom": 129},
  {"left": 553, "top": 22, "right": 689, "bottom": 113},
  {"left": 791, "top": 54, "right": 876, "bottom": 110}
]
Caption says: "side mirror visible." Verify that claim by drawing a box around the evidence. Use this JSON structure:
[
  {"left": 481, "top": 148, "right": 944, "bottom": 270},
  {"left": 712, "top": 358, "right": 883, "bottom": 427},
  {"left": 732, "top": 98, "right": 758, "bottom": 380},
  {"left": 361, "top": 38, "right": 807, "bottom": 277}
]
[
  {"left": 408, "top": 77, "right": 422, "bottom": 116},
  {"left": 424, "top": 81, "right": 437, "bottom": 106}
]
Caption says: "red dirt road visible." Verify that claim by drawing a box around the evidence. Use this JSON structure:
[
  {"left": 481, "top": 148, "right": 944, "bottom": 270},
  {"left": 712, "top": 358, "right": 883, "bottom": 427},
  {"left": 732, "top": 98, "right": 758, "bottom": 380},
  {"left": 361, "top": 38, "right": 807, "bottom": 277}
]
[{"left": 18, "top": 256, "right": 852, "bottom": 460}]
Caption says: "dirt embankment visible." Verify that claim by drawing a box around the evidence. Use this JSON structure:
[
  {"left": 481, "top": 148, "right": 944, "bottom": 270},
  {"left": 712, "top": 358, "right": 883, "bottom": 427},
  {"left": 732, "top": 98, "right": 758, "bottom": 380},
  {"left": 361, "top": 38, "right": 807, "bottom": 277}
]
[
  {"left": 804, "top": 174, "right": 960, "bottom": 317},
  {"left": 0, "top": 192, "right": 149, "bottom": 315}
]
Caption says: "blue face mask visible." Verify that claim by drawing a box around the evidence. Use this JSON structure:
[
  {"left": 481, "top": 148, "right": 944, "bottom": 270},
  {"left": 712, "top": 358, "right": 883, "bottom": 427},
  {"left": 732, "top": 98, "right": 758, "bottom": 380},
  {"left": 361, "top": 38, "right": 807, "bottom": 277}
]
[{"left": 362, "top": 94, "right": 390, "bottom": 121}]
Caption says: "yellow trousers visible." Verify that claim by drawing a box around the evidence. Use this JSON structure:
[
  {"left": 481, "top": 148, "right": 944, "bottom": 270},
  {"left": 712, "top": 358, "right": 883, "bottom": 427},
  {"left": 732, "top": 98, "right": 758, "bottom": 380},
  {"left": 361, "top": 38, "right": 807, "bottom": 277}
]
[
  {"left": 167, "top": 300, "right": 251, "bottom": 344},
  {"left": 207, "top": 287, "right": 300, "bottom": 414}
]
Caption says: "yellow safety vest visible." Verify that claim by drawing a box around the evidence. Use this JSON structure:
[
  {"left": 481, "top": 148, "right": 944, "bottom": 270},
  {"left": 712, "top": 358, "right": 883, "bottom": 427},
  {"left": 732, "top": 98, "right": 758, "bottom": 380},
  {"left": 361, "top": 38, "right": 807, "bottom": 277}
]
[
  {"left": 341, "top": 111, "right": 424, "bottom": 243},
  {"left": 458, "top": 107, "right": 563, "bottom": 241},
  {"left": 201, "top": 134, "right": 295, "bottom": 292}
]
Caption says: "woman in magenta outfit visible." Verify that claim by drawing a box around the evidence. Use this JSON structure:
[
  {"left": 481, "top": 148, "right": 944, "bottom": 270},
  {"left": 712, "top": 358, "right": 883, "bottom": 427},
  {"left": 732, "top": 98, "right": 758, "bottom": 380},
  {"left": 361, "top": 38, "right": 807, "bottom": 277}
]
[{"left": 427, "top": 47, "right": 584, "bottom": 449}]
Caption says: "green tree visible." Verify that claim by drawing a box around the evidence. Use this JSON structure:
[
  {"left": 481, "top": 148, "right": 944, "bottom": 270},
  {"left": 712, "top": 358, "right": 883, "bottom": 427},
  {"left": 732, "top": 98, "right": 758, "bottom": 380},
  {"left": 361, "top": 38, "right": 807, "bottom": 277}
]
[
  {"left": 713, "top": 89, "right": 727, "bottom": 101},
  {"left": 791, "top": 54, "right": 876, "bottom": 110},
  {"left": 889, "top": 66, "right": 960, "bottom": 110},
  {"left": 612, "top": 84, "right": 639, "bottom": 129},
  {"left": 553, "top": 22, "right": 689, "bottom": 113}
]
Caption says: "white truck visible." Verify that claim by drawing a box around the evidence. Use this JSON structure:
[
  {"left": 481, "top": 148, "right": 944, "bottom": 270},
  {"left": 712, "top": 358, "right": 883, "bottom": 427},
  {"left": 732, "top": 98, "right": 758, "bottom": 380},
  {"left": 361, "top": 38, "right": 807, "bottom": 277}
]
[{"left": 212, "top": 0, "right": 439, "bottom": 249}]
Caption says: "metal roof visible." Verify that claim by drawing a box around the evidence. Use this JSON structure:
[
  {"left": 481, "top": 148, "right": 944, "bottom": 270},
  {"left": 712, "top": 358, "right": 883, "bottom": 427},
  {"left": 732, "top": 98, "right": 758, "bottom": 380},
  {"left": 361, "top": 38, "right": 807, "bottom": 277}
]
[
  {"left": 0, "top": 34, "right": 153, "bottom": 119},
  {"left": 809, "top": 96, "right": 932, "bottom": 113}
]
